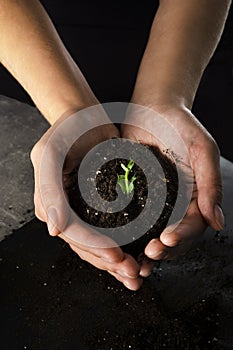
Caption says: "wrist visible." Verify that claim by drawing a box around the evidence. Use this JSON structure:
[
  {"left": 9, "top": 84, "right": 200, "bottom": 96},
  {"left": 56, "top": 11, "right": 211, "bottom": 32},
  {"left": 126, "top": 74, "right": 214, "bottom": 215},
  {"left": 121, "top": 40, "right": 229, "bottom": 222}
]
[
  {"left": 40, "top": 92, "right": 99, "bottom": 125},
  {"left": 131, "top": 70, "right": 196, "bottom": 111},
  {"left": 130, "top": 91, "right": 190, "bottom": 115}
]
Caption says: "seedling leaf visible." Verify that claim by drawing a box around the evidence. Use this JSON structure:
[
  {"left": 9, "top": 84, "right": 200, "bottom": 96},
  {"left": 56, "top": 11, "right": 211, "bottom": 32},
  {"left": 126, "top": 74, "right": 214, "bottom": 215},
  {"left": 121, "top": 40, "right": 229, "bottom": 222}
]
[
  {"left": 117, "top": 179, "right": 127, "bottom": 194},
  {"left": 117, "top": 160, "right": 137, "bottom": 196},
  {"left": 127, "top": 160, "right": 134, "bottom": 170},
  {"left": 121, "top": 163, "right": 128, "bottom": 172}
]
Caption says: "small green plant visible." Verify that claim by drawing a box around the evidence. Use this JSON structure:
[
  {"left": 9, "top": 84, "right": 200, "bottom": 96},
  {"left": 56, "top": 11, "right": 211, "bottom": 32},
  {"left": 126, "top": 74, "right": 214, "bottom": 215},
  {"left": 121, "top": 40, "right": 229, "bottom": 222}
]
[{"left": 117, "top": 160, "right": 137, "bottom": 195}]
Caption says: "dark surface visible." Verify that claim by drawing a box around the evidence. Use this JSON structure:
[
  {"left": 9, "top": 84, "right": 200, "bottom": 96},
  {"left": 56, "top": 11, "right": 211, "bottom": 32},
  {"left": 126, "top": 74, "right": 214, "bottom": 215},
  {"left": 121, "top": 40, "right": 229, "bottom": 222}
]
[{"left": 1, "top": 218, "right": 233, "bottom": 350}]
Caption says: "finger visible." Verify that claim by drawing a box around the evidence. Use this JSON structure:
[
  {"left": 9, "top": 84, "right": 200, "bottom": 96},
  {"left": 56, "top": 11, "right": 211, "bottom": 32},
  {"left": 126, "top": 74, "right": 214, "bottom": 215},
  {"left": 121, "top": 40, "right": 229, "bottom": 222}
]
[
  {"left": 139, "top": 257, "right": 155, "bottom": 277},
  {"left": 137, "top": 254, "right": 154, "bottom": 277},
  {"left": 191, "top": 139, "right": 224, "bottom": 231},
  {"left": 60, "top": 231, "right": 124, "bottom": 264},
  {"left": 32, "top": 144, "right": 71, "bottom": 236},
  {"left": 108, "top": 271, "right": 143, "bottom": 291},
  {"left": 70, "top": 244, "right": 140, "bottom": 280},
  {"left": 145, "top": 238, "right": 193, "bottom": 260},
  {"left": 33, "top": 185, "right": 47, "bottom": 222},
  {"left": 145, "top": 200, "right": 206, "bottom": 259},
  {"left": 31, "top": 145, "right": 68, "bottom": 235},
  {"left": 145, "top": 239, "right": 167, "bottom": 260},
  {"left": 159, "top": 199, "right": 206, "bottom": 247}
]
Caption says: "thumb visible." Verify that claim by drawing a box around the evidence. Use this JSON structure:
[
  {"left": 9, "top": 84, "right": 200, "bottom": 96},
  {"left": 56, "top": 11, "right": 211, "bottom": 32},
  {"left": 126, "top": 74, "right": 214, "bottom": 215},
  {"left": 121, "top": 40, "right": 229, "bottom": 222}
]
[
  {"left": 31, "top": 143, "right": 71, "bottom": 236},
  {"left": 43, "top": 184, "right": 70, "bottom": 237},
  {"left": 193, "top": 140, "right": 224, "bottom": 231}
]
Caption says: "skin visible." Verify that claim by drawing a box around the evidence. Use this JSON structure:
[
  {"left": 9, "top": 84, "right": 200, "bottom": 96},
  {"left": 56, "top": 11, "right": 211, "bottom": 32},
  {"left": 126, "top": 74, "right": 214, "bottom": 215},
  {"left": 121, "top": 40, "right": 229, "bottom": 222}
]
[{"left": 0, "top": 0, "right": 231, "bottom": 290}]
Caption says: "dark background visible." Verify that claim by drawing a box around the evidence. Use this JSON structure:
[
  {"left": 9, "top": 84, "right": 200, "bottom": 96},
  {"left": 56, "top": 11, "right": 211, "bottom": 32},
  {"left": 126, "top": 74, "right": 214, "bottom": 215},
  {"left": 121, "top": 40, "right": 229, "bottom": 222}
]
[{"left": 0, "top": 0, "right": 232, "bottom": 160}]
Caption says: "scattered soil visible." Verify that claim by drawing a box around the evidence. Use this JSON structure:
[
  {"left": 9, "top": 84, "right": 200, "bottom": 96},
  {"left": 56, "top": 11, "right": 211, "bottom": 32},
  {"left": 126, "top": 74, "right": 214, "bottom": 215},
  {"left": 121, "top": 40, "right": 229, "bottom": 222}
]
[
  {"left": 67, "top": 138, "right": 178, "bottom": 258},
  {"left": 1, "top": 218, "right": 229, "bottom": 350}
]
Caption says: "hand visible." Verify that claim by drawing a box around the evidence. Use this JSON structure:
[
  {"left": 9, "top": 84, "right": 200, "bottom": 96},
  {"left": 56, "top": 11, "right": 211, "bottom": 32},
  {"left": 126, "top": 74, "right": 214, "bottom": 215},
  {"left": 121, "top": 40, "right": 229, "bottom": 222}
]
[
  {"left": 122, "top": 104, "right": 224, "bottom": 274},
  {"left": 31, "top": 107, "right": 143, "bottom": 290}
]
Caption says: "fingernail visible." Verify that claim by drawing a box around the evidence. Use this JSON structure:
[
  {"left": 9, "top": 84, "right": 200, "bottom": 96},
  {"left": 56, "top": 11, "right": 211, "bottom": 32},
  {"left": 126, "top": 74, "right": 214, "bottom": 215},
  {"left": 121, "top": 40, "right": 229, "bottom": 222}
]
[
  {"left": 146, "top": 250, "right": 159, "bottom": 259},
  {"left": 146, "top": 252, "right": 156, "bottom": 259},
  {"left": 139, "top": 270, "right": 152, "bottom": 278},
  {"left": 214, "top": 205, "right": 225, "bottom": 230},
  {"left": 164, "top": 223, "right": 178, "bottom": 234},
  {"left": 47, "top": 207, "right": 58, "bottom": 236},
  {"left": 162, "top": 237, "right": 181, "bottom": 247},
  {"left": 123, "top": 279, "right": 143, "bottom": 290}
]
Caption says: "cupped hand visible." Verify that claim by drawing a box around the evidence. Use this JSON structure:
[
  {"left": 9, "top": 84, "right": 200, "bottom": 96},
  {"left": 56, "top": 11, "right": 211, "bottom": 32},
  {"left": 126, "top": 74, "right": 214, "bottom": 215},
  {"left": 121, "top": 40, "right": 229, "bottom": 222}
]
[
  {"left": 121, "top": 104, "right": 224, "bottom": 275},
  {"left": 31, "top": 107, "right": 143, "bottom": 290}
]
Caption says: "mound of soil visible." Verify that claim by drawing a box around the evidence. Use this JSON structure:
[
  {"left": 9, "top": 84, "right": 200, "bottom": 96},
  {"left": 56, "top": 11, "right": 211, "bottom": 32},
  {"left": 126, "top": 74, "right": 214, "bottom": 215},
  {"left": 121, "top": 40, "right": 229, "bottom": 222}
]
[{"left": 67, "top": 138, "right": 179, "bottom": 258}]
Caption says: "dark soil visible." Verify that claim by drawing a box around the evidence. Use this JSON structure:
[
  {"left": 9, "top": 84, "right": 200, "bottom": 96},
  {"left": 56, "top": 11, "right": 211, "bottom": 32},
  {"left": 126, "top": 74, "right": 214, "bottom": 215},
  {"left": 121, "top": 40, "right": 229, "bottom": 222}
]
[
  {"left": 67, "top": 138, "right": 178, "bottom": 258},
  {"left": 0, "top": 218, "right": 229, "bottom": 350}
]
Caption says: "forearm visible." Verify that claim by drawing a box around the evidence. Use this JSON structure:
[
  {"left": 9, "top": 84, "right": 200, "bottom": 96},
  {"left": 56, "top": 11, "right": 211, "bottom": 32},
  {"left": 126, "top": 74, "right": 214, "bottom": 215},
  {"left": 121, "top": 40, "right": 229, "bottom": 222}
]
[
  {"left": 0, "top": 0, "right": 97, "bottom": 124},
  {"left": 132, "top": 0, "right": 232, "bottom": 109}
]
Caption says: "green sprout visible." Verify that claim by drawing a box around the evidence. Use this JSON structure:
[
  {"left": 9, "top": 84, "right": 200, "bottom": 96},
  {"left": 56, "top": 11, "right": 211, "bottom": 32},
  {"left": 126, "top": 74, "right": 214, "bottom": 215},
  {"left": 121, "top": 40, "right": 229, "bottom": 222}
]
[{"left": 117, "top": 160, "right": 137, "bottom": 195}]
